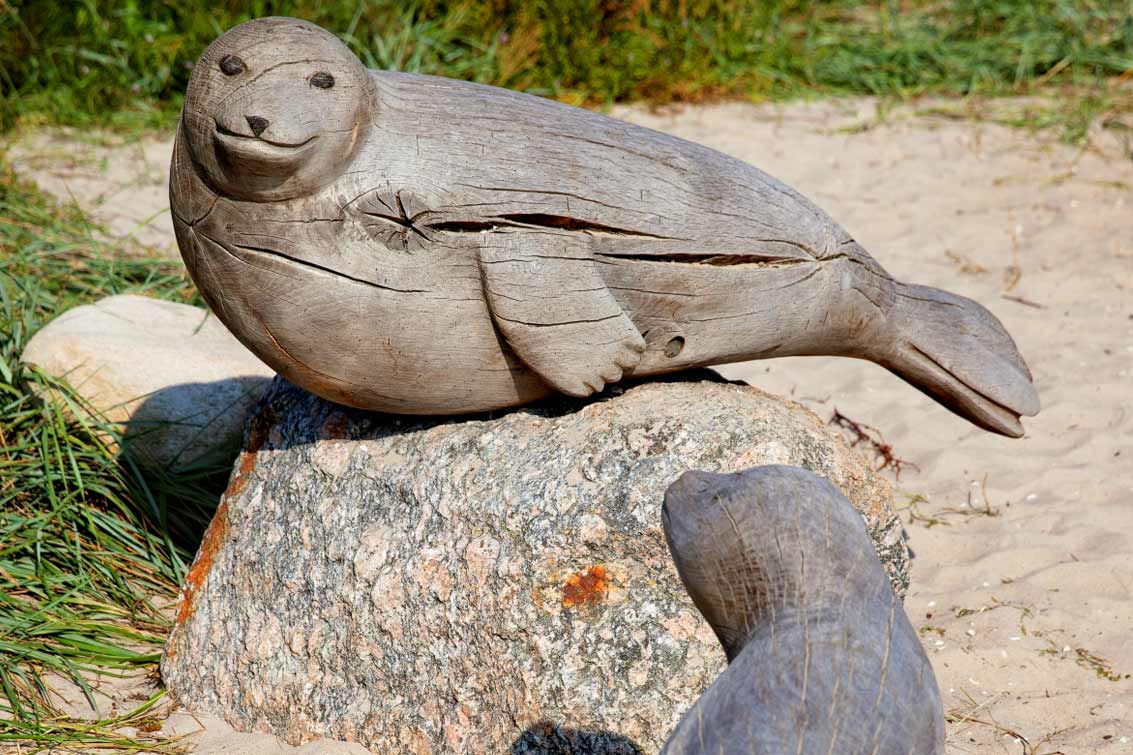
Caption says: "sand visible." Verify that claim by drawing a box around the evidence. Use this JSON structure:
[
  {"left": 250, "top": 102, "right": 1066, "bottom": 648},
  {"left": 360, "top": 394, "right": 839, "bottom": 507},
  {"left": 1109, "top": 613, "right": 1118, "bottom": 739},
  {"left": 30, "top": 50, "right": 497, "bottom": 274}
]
[
  {"left": 5, "top": 128, "right": 177, "bottom": 255},
  {"left": 7, "top": 96, "right": 1131, "bottom": 753}
]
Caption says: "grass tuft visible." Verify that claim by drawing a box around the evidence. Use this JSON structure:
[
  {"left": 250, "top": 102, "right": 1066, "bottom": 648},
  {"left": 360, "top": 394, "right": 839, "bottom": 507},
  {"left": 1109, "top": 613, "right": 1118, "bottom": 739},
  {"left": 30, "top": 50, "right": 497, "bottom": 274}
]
[
  {"left": 0, "top": 1, "right": 1130, "bottom": 140},
  {"left": 0, "top": 165, "right": 222, "bottom": 751}
]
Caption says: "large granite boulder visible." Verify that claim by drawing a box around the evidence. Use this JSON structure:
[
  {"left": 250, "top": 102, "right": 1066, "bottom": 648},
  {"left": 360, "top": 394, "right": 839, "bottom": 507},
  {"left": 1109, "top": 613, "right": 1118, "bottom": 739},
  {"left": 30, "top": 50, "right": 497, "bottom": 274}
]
[
  {"left": 162, "top": 375, "right": 907, "bottom": 753},
  {"left": 20, "top": 295, "right": 274, "bottom": 471}
]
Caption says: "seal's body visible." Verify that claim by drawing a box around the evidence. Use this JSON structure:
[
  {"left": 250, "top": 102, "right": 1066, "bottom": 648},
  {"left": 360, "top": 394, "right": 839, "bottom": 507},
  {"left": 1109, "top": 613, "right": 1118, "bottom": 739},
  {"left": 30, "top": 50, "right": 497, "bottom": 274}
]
[
  {"left": 661, "top": 466, "right": 946, "bottom": 755},
  {"left": 172, "top": 17, "right": 1039, "bottom": 435}
]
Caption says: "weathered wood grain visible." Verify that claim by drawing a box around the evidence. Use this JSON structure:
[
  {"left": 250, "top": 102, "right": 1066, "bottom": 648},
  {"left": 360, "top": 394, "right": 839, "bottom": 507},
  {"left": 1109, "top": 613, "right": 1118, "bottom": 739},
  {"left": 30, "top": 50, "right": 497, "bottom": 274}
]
[
  {"left": 479, "top": 232, "right": 646, "bottom": 396},
  {"left": 171, "top": 16, "right": 1039, "bottom": 435},
  {"left": 661, "top": 465, "right": 945, "bottom": 755}
]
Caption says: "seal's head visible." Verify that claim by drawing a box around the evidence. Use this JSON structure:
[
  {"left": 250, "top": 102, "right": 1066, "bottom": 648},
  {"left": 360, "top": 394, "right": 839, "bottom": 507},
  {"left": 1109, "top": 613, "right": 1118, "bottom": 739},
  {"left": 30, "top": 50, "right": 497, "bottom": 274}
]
[{"left": 182, "top": 17, "right": 374, "bottom": 202}]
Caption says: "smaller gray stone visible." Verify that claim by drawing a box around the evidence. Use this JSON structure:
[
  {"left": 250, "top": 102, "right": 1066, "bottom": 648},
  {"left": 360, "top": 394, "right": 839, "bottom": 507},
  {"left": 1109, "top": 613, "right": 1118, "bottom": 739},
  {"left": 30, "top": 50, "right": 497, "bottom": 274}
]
[{"left": 20, "top": 294, "right": 274, "bottom": 471}]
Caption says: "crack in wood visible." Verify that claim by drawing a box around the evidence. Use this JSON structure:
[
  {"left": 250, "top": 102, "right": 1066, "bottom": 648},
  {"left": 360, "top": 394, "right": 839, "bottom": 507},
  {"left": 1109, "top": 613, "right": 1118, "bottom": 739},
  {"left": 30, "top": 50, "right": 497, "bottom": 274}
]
[
  {"left": 231, "top": 243, "right": 429, "bottom": 293},
  {"left": 357, "top": 196, "right": 825, "bottom": 271},
  {"left": 354, "top": 188, "right": 680, "bottom": 249},
  {"left": 597, "top": 252, "right": 810, "bottom": 267},
  {"left": 494, "top": 312, "right": 622, "bottom": 328},
  {"left": 422, "top": 213, "right": 676, "bottom": 240},
  {"left": 358, "top": 190, "right": 434, "bottom": 248}
]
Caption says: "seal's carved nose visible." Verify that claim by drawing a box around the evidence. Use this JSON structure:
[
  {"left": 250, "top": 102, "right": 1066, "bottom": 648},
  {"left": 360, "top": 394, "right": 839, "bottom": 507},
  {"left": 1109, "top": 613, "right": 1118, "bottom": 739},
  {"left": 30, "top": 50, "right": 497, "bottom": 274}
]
[{"left": 246, "top": 115, "right": 269, "bottom": 137}]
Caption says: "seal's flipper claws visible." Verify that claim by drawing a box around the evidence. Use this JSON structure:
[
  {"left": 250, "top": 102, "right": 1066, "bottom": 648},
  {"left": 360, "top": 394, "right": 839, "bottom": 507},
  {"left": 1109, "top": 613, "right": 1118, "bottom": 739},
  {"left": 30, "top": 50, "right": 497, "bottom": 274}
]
[
  {"left": 881, "top": 283, "right": 1039, "bottom": 437},
  {"left": 479, "top": 232, "right": 645, "bottom": 397}
]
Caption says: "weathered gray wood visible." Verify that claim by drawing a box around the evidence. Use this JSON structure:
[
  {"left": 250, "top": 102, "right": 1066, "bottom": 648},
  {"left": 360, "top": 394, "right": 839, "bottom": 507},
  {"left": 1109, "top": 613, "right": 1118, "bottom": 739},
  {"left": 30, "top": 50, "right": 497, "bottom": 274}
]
[
  {"left": 171, "top": 16, "right": 1039, "bottom": 436},
  {"left": 661, "top": 466, "right": 945, "bottom": 755},
  {"left": 479, "top": 232, "right": 646, "bottom": 395}
]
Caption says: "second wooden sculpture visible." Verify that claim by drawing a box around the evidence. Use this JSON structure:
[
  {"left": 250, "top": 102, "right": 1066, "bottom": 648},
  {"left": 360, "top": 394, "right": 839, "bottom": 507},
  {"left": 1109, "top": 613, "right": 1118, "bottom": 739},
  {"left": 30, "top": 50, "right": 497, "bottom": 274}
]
[
  {"left": 661, "top": 466, "right": 945, "bottom": 754},
  {"left": 171, "top": 17, "right": 1039, "bottom": 436}
]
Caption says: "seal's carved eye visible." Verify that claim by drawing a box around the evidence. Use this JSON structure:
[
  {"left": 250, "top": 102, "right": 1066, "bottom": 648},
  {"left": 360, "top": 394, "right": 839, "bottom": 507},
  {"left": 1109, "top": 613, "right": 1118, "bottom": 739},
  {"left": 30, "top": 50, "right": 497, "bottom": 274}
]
[
  {"left": 310, "top": 71, "right": 335, "bottom": 89},
  {"left": 219, "top": 55, "right": 246, "bottom": 76}
]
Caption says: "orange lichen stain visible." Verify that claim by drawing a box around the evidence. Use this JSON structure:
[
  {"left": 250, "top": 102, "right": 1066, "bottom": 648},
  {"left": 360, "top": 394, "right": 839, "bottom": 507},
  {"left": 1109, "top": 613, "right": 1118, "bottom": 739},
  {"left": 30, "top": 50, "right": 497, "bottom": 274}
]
[
  {"left": 561, "top": 565, "right": 608, "bottom": 609},
  {"left": 172, "top": 404, "right": 277, "bottom": 629},
  {"left": 174, "top": 499, "right": 230, "bottom": 627},
  {"left": 224, "top": 405, "right": 276, "bottom": 499}
]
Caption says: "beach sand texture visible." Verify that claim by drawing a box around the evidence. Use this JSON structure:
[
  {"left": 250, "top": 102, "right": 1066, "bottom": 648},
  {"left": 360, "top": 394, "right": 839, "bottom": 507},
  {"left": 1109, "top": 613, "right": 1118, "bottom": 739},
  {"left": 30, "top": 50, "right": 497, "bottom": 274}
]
[{"left": 7, "top": 97, "right": 1131, "bottom": 753}]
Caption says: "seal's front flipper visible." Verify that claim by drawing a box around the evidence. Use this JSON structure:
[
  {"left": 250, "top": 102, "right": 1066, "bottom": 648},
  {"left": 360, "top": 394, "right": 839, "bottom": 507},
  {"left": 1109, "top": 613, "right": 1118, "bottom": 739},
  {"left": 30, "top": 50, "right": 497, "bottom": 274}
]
[{"left": 478, "top": 232, "right": 645, "bottom": 396}]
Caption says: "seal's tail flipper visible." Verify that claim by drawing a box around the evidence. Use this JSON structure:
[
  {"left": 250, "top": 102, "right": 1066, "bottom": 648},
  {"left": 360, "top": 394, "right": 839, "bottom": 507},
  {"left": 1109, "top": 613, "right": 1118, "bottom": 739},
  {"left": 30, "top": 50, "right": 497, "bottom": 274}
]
[{"left": 881, "top": 283, "right": 1039, "bottom": 437}]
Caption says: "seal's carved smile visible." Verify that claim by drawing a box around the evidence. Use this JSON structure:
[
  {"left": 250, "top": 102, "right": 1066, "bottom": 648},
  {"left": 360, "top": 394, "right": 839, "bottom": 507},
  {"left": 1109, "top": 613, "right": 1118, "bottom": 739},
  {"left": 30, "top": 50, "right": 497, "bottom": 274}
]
[
  {"left": 212, "top": 120, "right": 319, "bottom": 174},
  {"left": 213, "top": 121, "right": 318, "bottom": 150},
  {"left": 178, "top": 18, "right": 372, "bottom": 202},
  {"left": 172, "top": 16, "right": 1039, "bottom": 436}
]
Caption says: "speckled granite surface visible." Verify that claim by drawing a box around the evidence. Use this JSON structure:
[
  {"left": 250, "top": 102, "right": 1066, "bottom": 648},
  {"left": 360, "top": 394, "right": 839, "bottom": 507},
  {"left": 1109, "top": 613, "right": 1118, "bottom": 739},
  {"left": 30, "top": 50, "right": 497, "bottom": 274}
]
[{"left": 162, "top": 376, "right": 905, "bottom": 753}]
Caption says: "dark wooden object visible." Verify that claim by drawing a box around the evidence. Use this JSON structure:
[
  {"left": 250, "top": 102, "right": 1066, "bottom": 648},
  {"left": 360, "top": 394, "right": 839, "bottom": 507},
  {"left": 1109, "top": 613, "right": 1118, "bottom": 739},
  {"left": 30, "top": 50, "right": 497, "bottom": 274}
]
[{"left": 661, "top": 466, "right": 946, "bottom": 754}]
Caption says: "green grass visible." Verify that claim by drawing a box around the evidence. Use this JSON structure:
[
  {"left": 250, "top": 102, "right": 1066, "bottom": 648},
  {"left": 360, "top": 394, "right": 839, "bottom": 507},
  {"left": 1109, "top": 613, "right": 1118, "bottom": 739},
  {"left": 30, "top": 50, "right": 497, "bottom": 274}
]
[
  {"left": 0, "top": 166, "right": 224, "bottom": 751},
  {"left": 1, "top": 0, "right": 1131, "bottom": 139}
]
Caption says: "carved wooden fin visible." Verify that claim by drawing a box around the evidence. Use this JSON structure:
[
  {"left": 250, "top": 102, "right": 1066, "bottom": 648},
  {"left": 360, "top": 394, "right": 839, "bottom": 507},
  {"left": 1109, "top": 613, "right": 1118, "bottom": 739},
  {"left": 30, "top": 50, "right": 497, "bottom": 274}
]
[{"left": 478, "top": 232, "right": 645, "bottom": 397}]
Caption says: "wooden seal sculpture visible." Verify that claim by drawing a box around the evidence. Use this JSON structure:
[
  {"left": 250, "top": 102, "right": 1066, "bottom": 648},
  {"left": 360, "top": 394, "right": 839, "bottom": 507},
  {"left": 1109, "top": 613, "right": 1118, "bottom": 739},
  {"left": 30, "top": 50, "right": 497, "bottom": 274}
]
[
  {"left": 171, "top": 16, "right": 1039, "bottom": 436},
  {"left": 661, "top": 466, "right": 945, "bottom": 754}
]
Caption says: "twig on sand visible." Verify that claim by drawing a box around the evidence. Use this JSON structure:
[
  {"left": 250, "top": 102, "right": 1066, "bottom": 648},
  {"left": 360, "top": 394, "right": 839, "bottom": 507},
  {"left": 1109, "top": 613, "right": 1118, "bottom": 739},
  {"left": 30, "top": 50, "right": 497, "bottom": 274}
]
[
  {"left": 1002, "top": 293, "right": 1046, "bottom": 309},
  {"left": 829, "top": 408, "right": 919, "bottom": 479},
  {"left": 1040, "top": 640, "right": 1132, "bottom": 682},
  {"left": 904, "top": 475, "right": 1000, "bottom": 527},
  {"left": 945, "top": 691, "right": 1070, "bottom": 755},
  {"left": 896, "top": 493, "right": 949, "bottom": 527}
]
